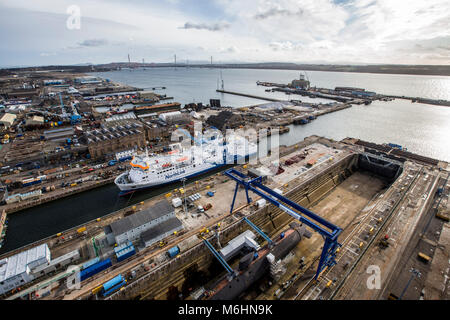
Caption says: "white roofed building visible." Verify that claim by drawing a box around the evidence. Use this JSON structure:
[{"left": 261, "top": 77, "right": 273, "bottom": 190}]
[{"left": 0, "top": 243, "right": 50, "bottom": 295}]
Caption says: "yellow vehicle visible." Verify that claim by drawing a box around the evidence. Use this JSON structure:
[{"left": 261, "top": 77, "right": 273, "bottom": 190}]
[
  {"left": 92, "top": 285, "right": 103, "bottom": 295},
  {"left": 418, "top": 252, "right": 431, "bottom": 263},
  {"left": 77, "top": 226, "right": 87, "bottom": 233}
]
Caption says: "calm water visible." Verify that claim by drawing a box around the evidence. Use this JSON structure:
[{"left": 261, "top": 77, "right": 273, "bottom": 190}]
[
  {"left": 1, "top": 68, "right": 449, "bottom": 254},
  {"left": 93, "top": 67, "right": 450, "bottom": 161}
]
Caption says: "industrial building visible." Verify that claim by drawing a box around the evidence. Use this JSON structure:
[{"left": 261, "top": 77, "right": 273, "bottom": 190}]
[
  {"left": 43, "top": 127, "right": 75, "bottom": 142},
  {"left": 104, "top": 200, "right": 182, "bottom": 246},
  {"left": 140, "top": 217, "right": 183, "bottom": 248},
  {"left": 219, "top": 230, "right": 260, "bottom": 261},
  {"left": 290, "top": 74, "right": 310, "bottom": 89},
  {"left": 205, "top": 110, "right": 244, "bottom": 131},
  {"left": 143, "top": 125, "right": 171, "bottom": 142},
  {"left": 0, "top": 113, "right": 17, "bottom": 127},
  {"left": 26, "top": 115, "right": 44, "bottom": 126},
  {"left": 158, "top": 111, "right": 190, "bottom": 125},
  {"left": 74, "top": 76, "right": 102, "bottom": 85},
  {"left": 43, "top": 79, "right": 65, "bottom": 86},
  {"left": 30, "top": 249, "right": 80, "bottom": 278},
  {"left": 85, "top": 122, "right": 145, "bottom": 159},
  {"left": 0, "top": 244, "right": 51, "bottom": 295},
  {"left": 139, "top": 91, "right": 160, "bottom": 102}
]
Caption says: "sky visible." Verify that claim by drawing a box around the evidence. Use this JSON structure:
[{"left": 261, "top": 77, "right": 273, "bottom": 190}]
[{"left": 0, "top": 0, "right": 449, "bottom": 67}]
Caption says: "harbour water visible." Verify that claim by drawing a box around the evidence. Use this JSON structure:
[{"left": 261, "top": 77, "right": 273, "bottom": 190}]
[
  {"left": 1, "top": 68, "right": 449, "bottom": 254},
  {"left": 93, "top": 67, "right": 450, "bottom": 161}
]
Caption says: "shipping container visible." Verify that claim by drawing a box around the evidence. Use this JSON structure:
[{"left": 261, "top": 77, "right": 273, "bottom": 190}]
[
  {"left": 116, "top": 246, "right": 136, "bottom": 262},
  {"left": 101, "top": 274, "right": 126, "bottom": 297},
  {"left": 114, "top": 241, "right": 136, "bottom": 262},
  {"left": 81, "top": 257, "right": 100, "bottom": 270},
  {"left": 167, "top": 246, "right": 180, "bottom": 258},
  {"left": 79, "top": 258, "right": 112, "bottom": 281}
]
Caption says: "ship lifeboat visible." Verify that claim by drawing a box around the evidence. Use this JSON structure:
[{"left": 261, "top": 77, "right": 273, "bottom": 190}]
[
  {"left": 176, "top": 156, "right": 189, "bottom": 162},
  {"left": 162, "top": 163, "right": 172, "bottom": 168},
  {"left": 168, "top": 149, "right": 179, "bottom": 155}
]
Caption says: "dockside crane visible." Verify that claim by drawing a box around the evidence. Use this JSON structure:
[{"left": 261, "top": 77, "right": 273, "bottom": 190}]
[
  {"left": 224, "top": 168, "right": 342, "bottom": 280},
  {"left": 199, "top": 228, "right": 236, "bottom": 280}
]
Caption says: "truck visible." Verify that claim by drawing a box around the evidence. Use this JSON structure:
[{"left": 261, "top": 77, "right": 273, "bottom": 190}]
[{"left": 108, "top": 160, "right": 118, "bottom": 166}]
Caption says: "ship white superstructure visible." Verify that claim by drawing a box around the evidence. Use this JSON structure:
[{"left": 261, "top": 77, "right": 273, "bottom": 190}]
[{"left": 114, "top": 135, "right": 257, "bottom": 194}]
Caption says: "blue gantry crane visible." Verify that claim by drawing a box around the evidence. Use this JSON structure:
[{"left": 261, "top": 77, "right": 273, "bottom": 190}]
[
  {"left": 202, "top": 237, "right": 236, "bottom": 279},
  {"left": 242, "top": 217, "right": 274, "bottom": 248},
  {"left": 200, "top": 215, "right": 274, "bottom": 281},
  {"left": 224, "top": 168, "right": 342, "bottom": 280}
]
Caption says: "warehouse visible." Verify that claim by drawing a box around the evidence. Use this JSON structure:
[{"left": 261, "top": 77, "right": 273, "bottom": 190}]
[
  {"left": 104, "top": 200, "right": 181, "bottom": 246},
  {"left": 0, "top": 244, "right": 51, "bottom": 295},
  {"left": 85, "top": 122, "right": 145, "bottom": 160},
  {"left": 30, "top": 249, "right": 80, "bottom": 278},
  {"left": 26, "top": 115, "right": 45, "bottom": 126},
  {"left": 140, "top": 217, "right": 183, "bottom": 248},
  {"left": 44, "top": 127, "right": 75, "bottom": 141},
  {"left": 0, "top": 113, "right": 17, "bottom": 127}
]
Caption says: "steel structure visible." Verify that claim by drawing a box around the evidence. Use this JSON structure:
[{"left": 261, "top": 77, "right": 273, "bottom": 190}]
[
  {"left": 202, "top": 238, "right": 235, "bottom": 278},
  {"left": 225, "top": 168, "right": 342, "bottom": 279},
  {"left": 242, "top": 217, "right": 273, "bottom": 247}
]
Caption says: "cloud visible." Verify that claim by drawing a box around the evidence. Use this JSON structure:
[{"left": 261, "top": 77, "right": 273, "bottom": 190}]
[
  {"left": 179, "top": 22, "right": 230, "bottom": 31},
  {"left": 1, "top": 0, "right": 449, "bottom": 65},
  {"left": 77, "top": 39, "right": 109, "bottom": 47},
  {"left": 220, "top": 46, "right": 240, "bottom": 53},
  {"left": 254, "top": 8, "right": 304, "bottom": 20}
]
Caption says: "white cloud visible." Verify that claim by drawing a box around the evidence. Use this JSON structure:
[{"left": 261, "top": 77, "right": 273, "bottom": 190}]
[{"left": 0, "top": 0, "right": 449, "bottom": 65}]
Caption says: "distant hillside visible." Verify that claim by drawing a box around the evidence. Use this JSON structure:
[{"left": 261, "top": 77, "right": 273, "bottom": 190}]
[{"left": 1, "top": 62, "right": 449, "bottom": 76}]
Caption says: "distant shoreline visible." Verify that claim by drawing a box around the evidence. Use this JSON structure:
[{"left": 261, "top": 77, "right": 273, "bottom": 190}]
[{"left": 1, "top": 63, "right": 449, "bottom": 77}]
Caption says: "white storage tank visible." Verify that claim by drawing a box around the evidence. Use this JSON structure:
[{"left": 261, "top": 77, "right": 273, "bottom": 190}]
[{"left": 159, "top": 111, "right": 181, "bottom": 122}]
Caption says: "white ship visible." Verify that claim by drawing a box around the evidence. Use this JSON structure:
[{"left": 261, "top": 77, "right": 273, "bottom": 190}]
[{"left": 114, "top": 135, "right": 257, "bottom": 195}]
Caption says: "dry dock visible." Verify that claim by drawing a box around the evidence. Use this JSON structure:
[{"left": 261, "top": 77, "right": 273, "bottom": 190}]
[{"left": 1, "top": 135, "right": 448, "bottom": 301}]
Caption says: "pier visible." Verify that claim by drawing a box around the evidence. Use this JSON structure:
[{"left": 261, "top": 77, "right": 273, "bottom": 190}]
[{"left": 216, "top": 89, "right": 283, "bottom": 102}]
